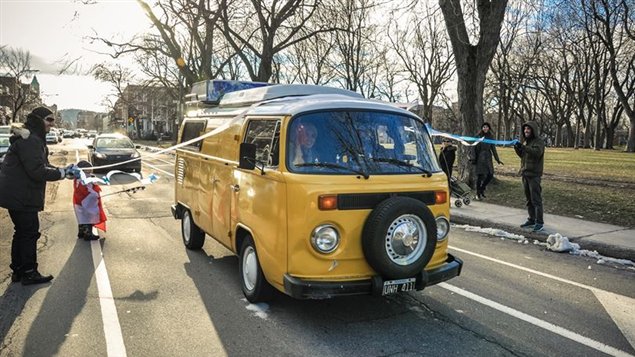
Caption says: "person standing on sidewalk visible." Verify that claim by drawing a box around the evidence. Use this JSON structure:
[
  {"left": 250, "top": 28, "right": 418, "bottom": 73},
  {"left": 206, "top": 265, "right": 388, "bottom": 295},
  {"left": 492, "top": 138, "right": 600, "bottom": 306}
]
[
  {"left": 514, "top": 121, "right": 545, "bottom": 232},
  {"left": 0, "top": 107, "right": 74, "bottom": 285},
  {"left": 471, "top": 122, "right": 503, "bottom": 200},
  {"left": 438, "top": 138, "right": 456, "bottom": 185}
]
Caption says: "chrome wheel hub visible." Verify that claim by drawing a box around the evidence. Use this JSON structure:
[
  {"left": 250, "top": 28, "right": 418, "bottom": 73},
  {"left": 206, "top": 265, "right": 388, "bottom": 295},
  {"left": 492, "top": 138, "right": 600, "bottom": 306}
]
[{"left": 385, "top": 214, "right": 427, "bottom": 265}]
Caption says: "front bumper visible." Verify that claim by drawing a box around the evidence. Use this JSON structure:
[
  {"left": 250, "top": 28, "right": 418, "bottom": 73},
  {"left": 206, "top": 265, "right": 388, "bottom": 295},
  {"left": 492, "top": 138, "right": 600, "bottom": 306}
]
[{"left": 284, "top": 254, "right": 463, "bottom": 299}]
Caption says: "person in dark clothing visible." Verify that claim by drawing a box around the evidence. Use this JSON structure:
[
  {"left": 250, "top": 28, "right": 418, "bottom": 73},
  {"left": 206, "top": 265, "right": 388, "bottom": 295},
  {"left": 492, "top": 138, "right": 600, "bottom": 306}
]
[
  {"left": 0, "top": 107, "right": 74, "bottom": 285},
  {"left": 471, "top": 122, "right": 503, "bottom": 200},
  {"left": 438, "top": 138, "right": 456, "bottom": 185},
  {"left": 514, "top": 121, "right": 546, "bottom": 232}
]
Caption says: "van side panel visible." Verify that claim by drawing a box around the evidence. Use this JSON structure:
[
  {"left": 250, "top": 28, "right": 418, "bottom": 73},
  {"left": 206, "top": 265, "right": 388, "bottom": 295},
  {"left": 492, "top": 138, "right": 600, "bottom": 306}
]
[{"left": 232, "top": 170, "right": 287, "bottom": 290}]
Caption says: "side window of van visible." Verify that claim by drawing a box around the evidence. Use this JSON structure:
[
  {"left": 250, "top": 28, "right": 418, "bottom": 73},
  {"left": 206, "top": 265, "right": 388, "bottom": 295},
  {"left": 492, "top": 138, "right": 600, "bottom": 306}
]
[
  {"left": 180, "top": 121, "right": 206, "bottom": 151},
  {"left": 244, "top": 120, "right": 280, "bottom": 167}
]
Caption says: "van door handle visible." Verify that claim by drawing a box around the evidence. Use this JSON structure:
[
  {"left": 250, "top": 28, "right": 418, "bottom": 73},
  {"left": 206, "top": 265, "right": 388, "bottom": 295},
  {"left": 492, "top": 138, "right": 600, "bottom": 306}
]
[{"left": 230, "top": 184, "right": 240, "bottom": 192}]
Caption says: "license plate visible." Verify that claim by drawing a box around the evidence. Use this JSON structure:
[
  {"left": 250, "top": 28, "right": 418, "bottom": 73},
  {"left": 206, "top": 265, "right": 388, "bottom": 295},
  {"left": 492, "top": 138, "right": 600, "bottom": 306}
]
[{"left": 382, "top": 277, "right": 416, "bottom": 295}]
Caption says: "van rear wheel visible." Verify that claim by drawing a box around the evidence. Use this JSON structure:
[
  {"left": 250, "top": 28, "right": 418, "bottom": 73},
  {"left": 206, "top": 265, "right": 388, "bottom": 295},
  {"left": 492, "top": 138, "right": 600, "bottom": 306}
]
[
  {"left": 239, "top": 235, "right": 274, "bottom": 303},
  {"left": 181, "top": 209, "right": 205, "bottom": 250}
]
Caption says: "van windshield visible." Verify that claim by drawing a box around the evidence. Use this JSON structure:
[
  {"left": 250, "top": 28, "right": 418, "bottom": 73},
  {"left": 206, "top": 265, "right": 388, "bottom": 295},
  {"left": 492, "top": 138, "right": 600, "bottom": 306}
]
[{"left": 287, "top": 110, "right": 440, "bottom": 175}]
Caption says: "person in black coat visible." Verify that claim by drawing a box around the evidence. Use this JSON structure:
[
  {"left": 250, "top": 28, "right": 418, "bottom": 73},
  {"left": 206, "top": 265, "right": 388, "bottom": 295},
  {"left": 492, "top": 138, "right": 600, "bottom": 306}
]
[
  {"left": 438, "top": 138, "right": 456, "bottom": 185},
  {"left": 0, "top": 107, "right": 74, "bottom": 285},
  {"left": 471, "top": 122, "right": 503, "bottom": 200}
]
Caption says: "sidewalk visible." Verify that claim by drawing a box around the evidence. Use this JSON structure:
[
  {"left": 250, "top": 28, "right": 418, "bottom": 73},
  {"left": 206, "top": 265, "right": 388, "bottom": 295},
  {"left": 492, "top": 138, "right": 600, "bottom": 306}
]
[{"left": 450, "top": 201, "right": 635, "bottom": 261}]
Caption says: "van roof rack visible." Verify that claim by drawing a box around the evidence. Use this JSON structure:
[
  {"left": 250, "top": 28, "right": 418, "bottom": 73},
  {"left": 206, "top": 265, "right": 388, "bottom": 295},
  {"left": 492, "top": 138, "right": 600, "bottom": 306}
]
[
  {"left": 186, "top": 80, "right": 270, "bottom": 107},
  {"left": 219, "top": 84, "right": 363, "bottom": 107}
]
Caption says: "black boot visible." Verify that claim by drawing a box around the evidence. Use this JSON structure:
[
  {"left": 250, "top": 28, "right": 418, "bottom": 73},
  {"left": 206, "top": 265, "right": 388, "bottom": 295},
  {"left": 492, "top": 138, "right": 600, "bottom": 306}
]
[
  {"left": 11, "top": 271, "right": 22, "bottom": 283},
  {"left": 21, "top": 270, "right": 53, "bottom": 285}
]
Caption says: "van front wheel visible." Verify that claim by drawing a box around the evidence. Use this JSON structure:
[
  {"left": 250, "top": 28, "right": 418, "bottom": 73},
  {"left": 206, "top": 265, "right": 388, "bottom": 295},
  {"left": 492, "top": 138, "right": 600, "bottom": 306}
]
[
  {"left": 182, "top": 209, "right": 205, "bottom": 250},
  {"left": 239, "top": 235, "right": 274, "bottom": 303}
]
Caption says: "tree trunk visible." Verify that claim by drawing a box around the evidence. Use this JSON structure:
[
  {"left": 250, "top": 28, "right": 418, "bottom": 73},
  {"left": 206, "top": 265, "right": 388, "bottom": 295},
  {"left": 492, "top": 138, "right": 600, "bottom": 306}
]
[
  {"left": 605, "top": 125, "right": 614, "bottom": 149},
  {"left": 439, "top": 0, "right": 508, "bottom": 182},
  {"left": 627, "top": 119, "right": 635, "bottom": 152}
]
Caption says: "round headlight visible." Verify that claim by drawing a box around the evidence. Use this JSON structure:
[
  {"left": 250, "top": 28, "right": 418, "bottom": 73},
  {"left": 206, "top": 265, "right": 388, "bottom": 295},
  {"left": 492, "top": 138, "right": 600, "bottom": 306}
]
[
  {"left": 311, "top": 225, "right": 340, "bottom": 254},
  {"left": 436, "top": 216, "right": 450, "bottom": 241}
]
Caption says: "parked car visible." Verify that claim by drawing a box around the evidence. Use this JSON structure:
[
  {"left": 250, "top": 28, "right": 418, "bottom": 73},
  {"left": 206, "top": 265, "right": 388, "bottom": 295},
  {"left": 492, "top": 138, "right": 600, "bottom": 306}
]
[
  {"left": 63, "top": 130, "right": 75, "bottom": 138},
  {"left": 87, "top": 130, "right": 98, "bottom": 138},
  {"left": 88, "top": 134, "right": 142, "bottom": 172},
  {"left": 0, "top": 133, "right": 10, "bottom": 166},
  {"left": 45, "top": 132, "right": 59, "bottom": 144},
  {"left": 0, "top": 125, "right": 10, "bottom": 135}
]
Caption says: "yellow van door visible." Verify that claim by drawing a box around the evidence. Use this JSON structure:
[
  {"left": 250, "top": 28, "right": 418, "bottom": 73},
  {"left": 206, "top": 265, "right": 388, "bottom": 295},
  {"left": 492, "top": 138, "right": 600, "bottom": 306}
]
[
  {"left": 231, "top": 169, "right": 287, "bottom": 284},
  {"left": 211, "top": 159, "right": 233, "bottom": 248}
]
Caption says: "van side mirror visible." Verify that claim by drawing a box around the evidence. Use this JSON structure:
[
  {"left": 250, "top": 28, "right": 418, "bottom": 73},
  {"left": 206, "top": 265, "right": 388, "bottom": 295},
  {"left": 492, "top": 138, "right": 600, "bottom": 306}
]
[{"left": 239, "top": 143, "right": 256, "bottom": 170}]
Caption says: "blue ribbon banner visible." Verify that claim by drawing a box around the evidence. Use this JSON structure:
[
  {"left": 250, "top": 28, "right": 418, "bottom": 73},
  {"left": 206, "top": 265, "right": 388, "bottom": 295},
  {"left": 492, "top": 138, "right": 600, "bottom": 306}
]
[{"left": 426, "top": 124, "right": 519, "bottom": 147}]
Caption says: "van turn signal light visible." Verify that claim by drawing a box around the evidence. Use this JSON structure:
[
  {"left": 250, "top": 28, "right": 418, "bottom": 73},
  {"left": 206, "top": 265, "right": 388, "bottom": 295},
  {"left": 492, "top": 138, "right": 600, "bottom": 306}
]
[
  {"left": 318, "top": 195, "right": 338, "bottom": 210},
  {"left": 435, "top": 191, "right": 447, "bottom": 204}
]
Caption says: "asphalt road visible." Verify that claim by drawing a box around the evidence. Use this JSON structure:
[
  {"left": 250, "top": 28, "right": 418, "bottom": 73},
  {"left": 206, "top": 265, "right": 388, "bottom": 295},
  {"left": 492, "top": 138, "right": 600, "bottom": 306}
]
[{"left": 1, "top": 138, "right": 634, "bottom": 357}]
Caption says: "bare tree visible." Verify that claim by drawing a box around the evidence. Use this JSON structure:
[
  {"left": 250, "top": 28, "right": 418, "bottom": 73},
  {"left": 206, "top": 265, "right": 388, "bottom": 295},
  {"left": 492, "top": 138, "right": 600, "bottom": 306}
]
[
  {"left": 0, "top": 47, "right": 41, "bottom": 123},
  {"left": 439, "top": 0, "right": 508, "bottom": 180},
  {"left": 327, "top": 0, "right": 384, "bottom": 96},
  {"left": 584, "top": 0, "right": 635, "bottom": 152},
  {"left": 388, "top": 3, "right": 455, "bottom": 124},
  {"left": 220, "top": 0, "right": 335, "bottom": 82}
]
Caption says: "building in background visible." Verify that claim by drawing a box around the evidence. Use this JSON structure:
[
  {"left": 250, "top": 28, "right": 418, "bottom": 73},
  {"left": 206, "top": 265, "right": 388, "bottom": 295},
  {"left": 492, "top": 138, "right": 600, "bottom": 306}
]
[{"left": 114, "top": 84, "right": 176, "bottom": 139}]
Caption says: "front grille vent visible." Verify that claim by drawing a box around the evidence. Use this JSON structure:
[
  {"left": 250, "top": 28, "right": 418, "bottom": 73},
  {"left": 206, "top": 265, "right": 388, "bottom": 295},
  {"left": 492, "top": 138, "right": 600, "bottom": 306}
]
[{"left": 337, "top": 191, "right": 436, "bottom": 210}]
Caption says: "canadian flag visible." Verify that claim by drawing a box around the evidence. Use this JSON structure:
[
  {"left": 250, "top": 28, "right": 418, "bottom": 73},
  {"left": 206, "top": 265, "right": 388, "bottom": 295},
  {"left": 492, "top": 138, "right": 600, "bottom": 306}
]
[{"left": 73, "top": 179, "right": 107, "bottom": 232}]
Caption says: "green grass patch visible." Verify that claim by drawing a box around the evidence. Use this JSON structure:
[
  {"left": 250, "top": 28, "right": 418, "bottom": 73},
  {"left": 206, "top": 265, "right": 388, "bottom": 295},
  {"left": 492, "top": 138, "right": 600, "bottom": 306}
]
[
  {"left": 486, "top": 175, "right": 635, "bottom": 227},
  {"left": 437, "top": 144, "right": 635, "bottom": 227}
]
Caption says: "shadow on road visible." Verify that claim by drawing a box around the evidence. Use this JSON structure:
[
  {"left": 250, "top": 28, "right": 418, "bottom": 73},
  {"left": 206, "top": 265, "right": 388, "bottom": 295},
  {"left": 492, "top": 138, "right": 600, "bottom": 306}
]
[
  {"left": 0, "top": 282, "right": 48, "bottom": 351},
  {"left": 22, "top": 240, "right": 95, "bottom": 356}
]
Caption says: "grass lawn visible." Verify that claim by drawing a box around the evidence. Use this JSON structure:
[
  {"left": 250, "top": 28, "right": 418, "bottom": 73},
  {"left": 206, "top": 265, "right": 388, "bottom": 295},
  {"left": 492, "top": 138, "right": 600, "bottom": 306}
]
[{"left": 447, "top": 146, "right": 635, "bottom": 227}]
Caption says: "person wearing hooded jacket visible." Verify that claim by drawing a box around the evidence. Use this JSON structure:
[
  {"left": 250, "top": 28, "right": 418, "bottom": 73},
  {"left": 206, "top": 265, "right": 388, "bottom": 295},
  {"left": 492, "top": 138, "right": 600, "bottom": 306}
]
[
  {"left": 0, "top": 107, "right": 74, "bottom": 285},
  {"left": 514, "top": 121, "right": 546, "bottom": 232},
  {"left": 471, "top": 122, "right": 503, "bottom": 200}
]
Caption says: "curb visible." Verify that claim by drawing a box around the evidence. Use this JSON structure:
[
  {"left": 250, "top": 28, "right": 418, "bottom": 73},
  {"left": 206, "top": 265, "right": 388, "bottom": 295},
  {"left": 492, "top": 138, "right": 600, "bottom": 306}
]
[{"left": 450, "top": 215, "right": 635, "bottom": 262}]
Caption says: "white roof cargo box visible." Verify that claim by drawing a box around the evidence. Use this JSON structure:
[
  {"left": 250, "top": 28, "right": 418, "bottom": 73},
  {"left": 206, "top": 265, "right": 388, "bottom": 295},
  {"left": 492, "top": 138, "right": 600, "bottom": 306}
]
[{"left": 219, "top": 84, "right": 363, "bottom": 107}]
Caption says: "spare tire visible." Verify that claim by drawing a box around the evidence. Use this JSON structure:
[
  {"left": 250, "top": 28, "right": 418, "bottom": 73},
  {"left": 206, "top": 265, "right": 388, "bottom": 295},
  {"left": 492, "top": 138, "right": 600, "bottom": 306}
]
[{"left": 362, "top": 197, "right": 437, "bottom": 279}]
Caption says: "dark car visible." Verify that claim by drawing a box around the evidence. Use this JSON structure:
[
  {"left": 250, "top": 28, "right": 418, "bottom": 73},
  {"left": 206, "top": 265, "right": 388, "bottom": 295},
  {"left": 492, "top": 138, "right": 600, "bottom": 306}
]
[{"left": 88, "top": 134, "right": 142, "bottom": 173}]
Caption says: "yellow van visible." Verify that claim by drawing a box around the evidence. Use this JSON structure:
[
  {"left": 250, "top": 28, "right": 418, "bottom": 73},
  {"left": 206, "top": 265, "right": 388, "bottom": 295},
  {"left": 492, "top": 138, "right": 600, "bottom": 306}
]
[{"left": 171, "top": 80, "right": 462, "bottom": 302}]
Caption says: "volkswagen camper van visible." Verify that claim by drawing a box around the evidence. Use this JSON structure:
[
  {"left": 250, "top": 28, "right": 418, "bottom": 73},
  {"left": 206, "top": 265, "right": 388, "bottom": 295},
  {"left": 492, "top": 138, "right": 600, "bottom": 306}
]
[{"left": 172, "top": 80, "right": 462, "bottom": 302}]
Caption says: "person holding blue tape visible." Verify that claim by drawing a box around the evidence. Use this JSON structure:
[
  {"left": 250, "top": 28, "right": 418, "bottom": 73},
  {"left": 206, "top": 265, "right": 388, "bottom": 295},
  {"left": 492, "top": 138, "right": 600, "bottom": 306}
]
[
  {"left": 514, "top": 121, "right": 545, "bottom": 232},
  {"left": 471, "top": 122, "right": 503, "bottom": 200}
]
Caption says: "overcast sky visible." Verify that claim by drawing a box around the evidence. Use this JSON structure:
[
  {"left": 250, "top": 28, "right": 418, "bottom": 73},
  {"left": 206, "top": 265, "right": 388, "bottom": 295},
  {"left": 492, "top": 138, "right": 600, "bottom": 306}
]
[{"left": 0, "top": 0, "right": 152, "bottom": 112}]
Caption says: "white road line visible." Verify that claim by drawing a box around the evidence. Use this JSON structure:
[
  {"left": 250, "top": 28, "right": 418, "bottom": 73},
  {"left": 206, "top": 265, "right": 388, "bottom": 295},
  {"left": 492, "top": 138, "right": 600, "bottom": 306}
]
[
  {"left": 90, "top": 241, "right": 127, "bottom": 357},
  {"left": 142, "top": 161, "right": 175, "bottom": 177},
  {"left": 448, "top": 245, "right": 635, "bottom": 350},
  {"left": 439, "top": 283, "right": 633, "bottom": 357}
]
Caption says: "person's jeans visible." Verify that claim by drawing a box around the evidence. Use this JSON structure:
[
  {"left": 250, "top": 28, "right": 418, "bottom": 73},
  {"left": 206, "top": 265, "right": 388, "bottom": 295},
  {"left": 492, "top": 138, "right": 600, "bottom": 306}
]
[
  {"left": 477, "top": 173, "right": 493, "bottom": 195},
  {"left": 522, "top": 176, "right": 544, "bottom": 224},
  {"left": 8, "top": 210, "right": 41, "bottom": 273}
]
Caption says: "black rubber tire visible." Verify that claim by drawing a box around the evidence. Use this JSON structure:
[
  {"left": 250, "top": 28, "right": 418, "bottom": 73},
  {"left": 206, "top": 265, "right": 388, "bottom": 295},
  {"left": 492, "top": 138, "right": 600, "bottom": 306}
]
[
  {"left": 455, "top": 200, "right": 462, "bottom": 207},
  {"left": 239, "top": 235, "right": 274, "bottom": 303},
  {"left": 463, "top": 197, "right": 471, "bottom": 205},
  {"left": 362, "top": 197, "right": 437, "bottom": 279},
  {"left": 181, "top": 209, "right": 205, "bottom": 250}
]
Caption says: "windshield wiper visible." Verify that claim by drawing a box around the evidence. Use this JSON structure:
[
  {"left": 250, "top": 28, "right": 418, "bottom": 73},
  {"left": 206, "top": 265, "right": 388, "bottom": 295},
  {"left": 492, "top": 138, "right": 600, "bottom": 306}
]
[
  {"left": 295, "top": 162, "right": 369, "bottom": 179},
  {"left": 371, "top": 157, "right": 432, "bottom": 177}
]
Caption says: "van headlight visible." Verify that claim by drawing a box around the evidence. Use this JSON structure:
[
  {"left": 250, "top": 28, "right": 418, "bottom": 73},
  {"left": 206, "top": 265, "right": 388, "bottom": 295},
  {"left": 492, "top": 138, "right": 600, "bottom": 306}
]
[
  {"left": 436, "top": 216, "right": 450, "bottom": 241},
  {"left": 311, "top": 225, "right": 340, "bottom": 254},
  {"left": 94, "top": 152, "right": 106, "bottom": 159}
]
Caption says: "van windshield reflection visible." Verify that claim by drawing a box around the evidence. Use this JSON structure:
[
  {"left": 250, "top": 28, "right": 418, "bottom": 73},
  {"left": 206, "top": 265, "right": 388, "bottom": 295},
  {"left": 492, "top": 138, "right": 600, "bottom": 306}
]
[{"left": 287, "top": 110, "right": 440, "bottom": 175}]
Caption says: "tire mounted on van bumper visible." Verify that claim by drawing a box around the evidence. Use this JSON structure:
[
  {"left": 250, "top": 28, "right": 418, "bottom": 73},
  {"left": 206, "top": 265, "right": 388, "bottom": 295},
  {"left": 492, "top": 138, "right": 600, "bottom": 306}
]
[{"left": 283, "top": 254, "right": 463, "bottom": 299}]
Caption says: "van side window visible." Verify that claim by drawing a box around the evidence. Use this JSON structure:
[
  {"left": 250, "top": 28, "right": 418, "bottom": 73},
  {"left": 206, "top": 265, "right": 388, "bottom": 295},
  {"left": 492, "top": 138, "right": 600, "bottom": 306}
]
[
  {"left": 180, "top": 121, "right": 206, "bottom": 151},
  {"left": 244, "top": 120, "right": 280, "bottom": 167}
]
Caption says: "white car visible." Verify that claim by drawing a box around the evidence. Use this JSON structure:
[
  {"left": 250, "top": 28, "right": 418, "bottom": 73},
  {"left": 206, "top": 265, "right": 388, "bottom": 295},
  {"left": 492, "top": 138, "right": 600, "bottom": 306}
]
[
  {"left": 0, "top": 133, "right": 10, "bottom": 166},
  {"left": 46, "top": 132, "right": 59, "bottom": 144}
]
